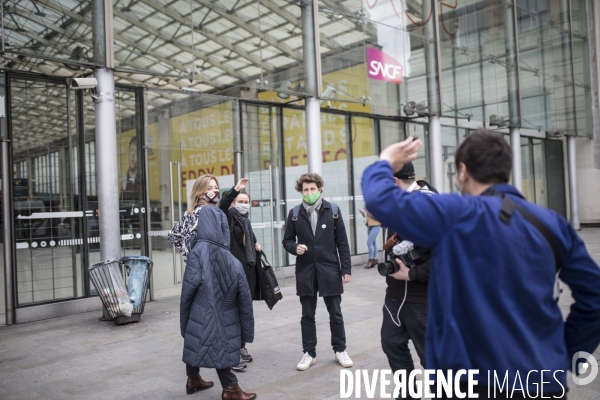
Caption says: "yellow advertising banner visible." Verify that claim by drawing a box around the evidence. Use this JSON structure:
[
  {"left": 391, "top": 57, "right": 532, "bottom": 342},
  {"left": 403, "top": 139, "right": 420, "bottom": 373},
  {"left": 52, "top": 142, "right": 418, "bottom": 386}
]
[
  {"left": 258, "top": 63, "right": 374, "bottom": 168},
  {"left": 169, "top": 101, "right": 234, "bottom": 185}
]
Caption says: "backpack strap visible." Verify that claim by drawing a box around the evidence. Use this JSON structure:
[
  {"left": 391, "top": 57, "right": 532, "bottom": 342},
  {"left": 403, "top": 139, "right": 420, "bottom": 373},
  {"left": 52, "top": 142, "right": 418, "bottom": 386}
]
[
  {"left": 330, "top": 202, "right": 339, "bottom": 231},
  {"left": 291, "top": 205, "right": 301, "bottom": 224},
  {"left": 483, "top": 189, "right": 562, "bottom": 273},
  {"left": 291, "top": 202, "right": 339, "bottom": 231}
]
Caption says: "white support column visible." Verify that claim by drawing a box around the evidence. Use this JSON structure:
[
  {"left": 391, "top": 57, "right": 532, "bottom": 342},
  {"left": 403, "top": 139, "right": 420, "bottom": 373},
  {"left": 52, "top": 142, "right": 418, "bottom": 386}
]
[
  {"left": 94, "top": 68, "right": 121, "bottom": 262},
  {"left": 510, "top": 128, "right": 523, "bottom": 191},
  {"left": 425, "top": 0, "right": 443, "bottom": 190},
  {"left": 302, "top": 0, "right": 323, "bottom": 175},
  {"left": 428, "top": 116, "right": 443, "bottom": 191},
  {"left": 505, "top": 1, "right": 523, "bottom": 192},
  {"left": 305, "top": 97, "right": 322, "bottom": 175},
  {"left": 568, "top": 136, "right": 580, "bottom": 230},
  {"left": 232, "top": 100, "right": 243, "bottom": 181}
]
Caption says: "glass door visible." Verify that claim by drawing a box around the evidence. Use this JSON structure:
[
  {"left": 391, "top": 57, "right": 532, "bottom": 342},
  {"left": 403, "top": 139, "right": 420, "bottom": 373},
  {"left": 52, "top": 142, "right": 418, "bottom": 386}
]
[
  {"left": 241, "top": 103, "right": 284, "bottom": 282},
  {"left": 10, "top": 77, "right": 85, "bottom": 305},
  {"left": 147, "top": 140, "right": 184, "bottom": 298}
]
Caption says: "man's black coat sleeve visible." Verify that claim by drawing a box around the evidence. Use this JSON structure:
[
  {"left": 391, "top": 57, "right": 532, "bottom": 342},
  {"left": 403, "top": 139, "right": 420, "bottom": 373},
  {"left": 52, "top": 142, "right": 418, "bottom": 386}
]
[
  {"left": 335, "top": 212, "right": 352, "bottom": 276},
  {"left": 219, "top": 187, "right": 239, "bottom": 218},
  {"left": 282, "top": 210, "right": 299, "bottom": 255},
  {"left": 408, "top": 257, "right": 431, "bottom": 282}
]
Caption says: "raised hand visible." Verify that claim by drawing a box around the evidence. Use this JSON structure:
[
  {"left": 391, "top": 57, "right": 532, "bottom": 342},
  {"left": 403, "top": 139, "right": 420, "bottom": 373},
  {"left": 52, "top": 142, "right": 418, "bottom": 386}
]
[
  {"left": 235, "top": 178, "right": 250, "bottom": 191},
  {"left": 379, "top": 136, "right": 422, "bottom": 173}
]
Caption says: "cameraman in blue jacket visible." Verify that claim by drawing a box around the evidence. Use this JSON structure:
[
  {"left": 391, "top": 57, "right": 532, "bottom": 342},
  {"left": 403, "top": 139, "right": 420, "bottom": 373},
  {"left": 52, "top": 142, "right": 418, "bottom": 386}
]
[{"left": 361, "top": 129, "right": 600, "bottom": 398}]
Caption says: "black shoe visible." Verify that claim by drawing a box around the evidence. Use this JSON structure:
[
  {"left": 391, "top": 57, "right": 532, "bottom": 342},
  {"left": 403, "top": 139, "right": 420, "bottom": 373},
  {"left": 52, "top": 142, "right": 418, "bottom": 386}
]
[{"left": 240, "top": 347, "right": 253, "bottom": 363}]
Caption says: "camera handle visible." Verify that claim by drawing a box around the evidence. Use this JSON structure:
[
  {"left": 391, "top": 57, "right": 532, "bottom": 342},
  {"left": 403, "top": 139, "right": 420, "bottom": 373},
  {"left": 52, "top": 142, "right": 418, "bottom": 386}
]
[{"left": 384, "top": 281, "right": 408, "bottom": 328}]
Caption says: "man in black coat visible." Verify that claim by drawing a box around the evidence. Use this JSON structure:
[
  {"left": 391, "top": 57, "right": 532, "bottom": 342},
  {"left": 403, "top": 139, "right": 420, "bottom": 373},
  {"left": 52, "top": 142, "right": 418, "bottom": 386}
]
[
  {"left": 282, "top": 172, "right": 353, "bottom": 371},
  {"left": 380, "top": 162, "right": 437, "bottom": 400}
]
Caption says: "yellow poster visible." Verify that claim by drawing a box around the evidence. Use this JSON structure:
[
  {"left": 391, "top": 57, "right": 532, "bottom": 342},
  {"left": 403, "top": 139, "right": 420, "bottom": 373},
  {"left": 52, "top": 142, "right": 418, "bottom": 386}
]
[
  {"left": 169, "top": 101, "right": 234, "bottom": 183},
  {"left": 258, "top": 63, "right": 373, "bottom": 168}
]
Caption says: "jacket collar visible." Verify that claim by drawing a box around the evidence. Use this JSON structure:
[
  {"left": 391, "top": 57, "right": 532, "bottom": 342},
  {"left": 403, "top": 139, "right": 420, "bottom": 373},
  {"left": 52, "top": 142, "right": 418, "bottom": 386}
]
[
  {"left": 483, "top": 183, "right": 525, "bottom": 200},
  {"left": 298, "top": 199, "right": 330, "bottom": 213},
  {"left": 297, "top": 199, "right": 330, "bottom": 223}
]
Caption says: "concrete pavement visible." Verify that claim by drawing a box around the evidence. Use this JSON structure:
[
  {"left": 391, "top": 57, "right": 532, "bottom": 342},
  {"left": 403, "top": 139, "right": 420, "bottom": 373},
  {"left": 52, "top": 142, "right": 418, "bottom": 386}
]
[{"left": 0, "top": 228, "right": 599, "bottom": 400}]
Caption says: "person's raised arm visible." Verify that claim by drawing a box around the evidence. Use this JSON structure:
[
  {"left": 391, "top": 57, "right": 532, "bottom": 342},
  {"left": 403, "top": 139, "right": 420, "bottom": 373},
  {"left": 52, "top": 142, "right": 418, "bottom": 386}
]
[{"left": 362, "top": 138, "right": 463, "bottom": 249}]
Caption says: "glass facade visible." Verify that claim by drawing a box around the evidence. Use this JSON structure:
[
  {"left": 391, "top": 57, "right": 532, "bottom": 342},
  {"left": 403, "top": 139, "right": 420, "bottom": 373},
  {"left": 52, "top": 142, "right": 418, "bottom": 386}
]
[{"left": 0, "top": 0, "right": 596, "bottom": 322}]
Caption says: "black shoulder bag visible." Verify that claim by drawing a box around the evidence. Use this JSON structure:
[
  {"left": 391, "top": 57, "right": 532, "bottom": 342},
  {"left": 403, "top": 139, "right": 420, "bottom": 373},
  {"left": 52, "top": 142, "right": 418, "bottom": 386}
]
[{"left": 256, "top": 252, "right": 283, "bottom": 310}]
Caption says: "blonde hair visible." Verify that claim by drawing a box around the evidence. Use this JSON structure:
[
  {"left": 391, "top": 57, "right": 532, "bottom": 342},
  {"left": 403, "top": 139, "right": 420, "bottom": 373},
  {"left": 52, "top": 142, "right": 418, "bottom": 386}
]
[{"left": 187, "top": 174, "right": 219, "bottom": 214}]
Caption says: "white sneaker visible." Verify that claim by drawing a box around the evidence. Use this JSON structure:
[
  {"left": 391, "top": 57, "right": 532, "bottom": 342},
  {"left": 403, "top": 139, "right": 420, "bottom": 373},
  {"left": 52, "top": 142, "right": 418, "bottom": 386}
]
[
  {"left": 296, "top": 352, "right": 316, "bottom": 371},
  {"left": 335, "top": 351, "right": 353, "bottom": 368}
]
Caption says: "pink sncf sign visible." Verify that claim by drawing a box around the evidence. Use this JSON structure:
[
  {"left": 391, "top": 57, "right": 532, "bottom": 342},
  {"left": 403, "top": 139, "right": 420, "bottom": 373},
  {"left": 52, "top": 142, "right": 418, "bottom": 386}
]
[{"left": 366, "top": 47, "right": 403, "bottom": 85}]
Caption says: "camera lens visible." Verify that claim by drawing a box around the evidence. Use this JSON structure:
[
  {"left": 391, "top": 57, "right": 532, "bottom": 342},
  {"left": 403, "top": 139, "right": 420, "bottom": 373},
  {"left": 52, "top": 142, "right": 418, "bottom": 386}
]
[{"left": 377, "top": 261, "right": 399, "bottom": 276}]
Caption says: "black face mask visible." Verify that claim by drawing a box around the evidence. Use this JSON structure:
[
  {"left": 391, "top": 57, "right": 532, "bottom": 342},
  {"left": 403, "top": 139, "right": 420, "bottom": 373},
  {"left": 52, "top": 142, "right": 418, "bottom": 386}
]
[{"left": 204, "top": 190, "right": 220, "bottom": 204}]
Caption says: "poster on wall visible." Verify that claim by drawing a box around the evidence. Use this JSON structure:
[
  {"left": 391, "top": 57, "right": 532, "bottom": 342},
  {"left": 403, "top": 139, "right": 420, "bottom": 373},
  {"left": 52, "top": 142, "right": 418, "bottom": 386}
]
[
  {"left": 257, "top": 64, "right": 375, "bottom": 169},
  {"left": 169, "top": 102, "right": 235, "bottom": 204}
]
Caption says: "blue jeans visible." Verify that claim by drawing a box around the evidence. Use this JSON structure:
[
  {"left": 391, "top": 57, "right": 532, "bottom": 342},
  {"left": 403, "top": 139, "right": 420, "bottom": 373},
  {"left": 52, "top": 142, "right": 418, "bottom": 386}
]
[{"left": 367, "top": 225, "right": 381, "bottom": 259}]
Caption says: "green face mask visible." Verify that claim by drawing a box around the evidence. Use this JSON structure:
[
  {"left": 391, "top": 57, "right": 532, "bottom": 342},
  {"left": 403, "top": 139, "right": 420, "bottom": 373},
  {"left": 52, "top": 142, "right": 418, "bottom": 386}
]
[{"left": 302, "top": 191, "right": 321, "bottom": 205}]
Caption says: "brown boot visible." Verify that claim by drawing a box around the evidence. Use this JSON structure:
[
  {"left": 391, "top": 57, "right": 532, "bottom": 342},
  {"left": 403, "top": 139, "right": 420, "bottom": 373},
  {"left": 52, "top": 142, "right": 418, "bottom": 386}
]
[
  {"left": 365, "top": 258, "right": 377, "bottom": 269},
  {"left": 186, "top": 375, "right": 214, "bottom": 395},
  {"left": 222, "top": 383, "right": 257, "bottom": 400}
]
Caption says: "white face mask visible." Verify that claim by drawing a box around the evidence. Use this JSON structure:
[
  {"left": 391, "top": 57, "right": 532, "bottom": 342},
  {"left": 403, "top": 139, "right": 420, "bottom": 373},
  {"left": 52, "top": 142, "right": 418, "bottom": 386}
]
[{"left": 235, "top": 203, "right": 250, "bottom": 214}]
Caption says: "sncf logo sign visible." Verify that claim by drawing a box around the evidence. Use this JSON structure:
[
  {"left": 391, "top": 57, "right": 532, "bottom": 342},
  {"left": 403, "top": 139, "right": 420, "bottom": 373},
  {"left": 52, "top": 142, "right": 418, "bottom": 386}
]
[{"left": 366, "top": 47, "right": 403, "bottom": 85}]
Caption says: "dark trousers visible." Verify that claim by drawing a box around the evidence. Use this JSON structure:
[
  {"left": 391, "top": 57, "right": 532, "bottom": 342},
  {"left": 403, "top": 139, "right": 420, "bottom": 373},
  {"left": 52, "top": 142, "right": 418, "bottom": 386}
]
[
  {"left": 299, "top": 294, "right": 346, "bottom": 358},
  {"left": 381, "top": 297, "right": 427, "bottom": 400},
  {"left": 186, "top": 364, "right": 237, "bottom": 388}
]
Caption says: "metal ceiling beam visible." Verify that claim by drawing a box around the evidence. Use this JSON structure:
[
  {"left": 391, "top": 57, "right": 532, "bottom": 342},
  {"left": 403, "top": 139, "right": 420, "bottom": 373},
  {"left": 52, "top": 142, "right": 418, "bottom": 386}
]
[
  {"left": 9, "top": 1, "right": 218, "bottom": 89},
  {"left": 319, "top": 0, "right": 377, "bottom": 40},
  {"left": 193, "top": 0, "right": 303, "bottom": 61},
  {"left": 138, "top": 0, "right": 277, "bottom": 72},
  {"left": 256, "top": 0, "right": 340, "bottom": 50},
  {"left": 113, "top": 7, "right": 246, "bottom": 80}
]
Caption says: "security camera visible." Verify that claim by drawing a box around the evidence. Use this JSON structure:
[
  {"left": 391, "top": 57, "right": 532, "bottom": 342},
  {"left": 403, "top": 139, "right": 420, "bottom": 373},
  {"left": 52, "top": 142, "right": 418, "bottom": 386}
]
[{"left": 66, "top": 78, "right": 98, "bottom": 89}]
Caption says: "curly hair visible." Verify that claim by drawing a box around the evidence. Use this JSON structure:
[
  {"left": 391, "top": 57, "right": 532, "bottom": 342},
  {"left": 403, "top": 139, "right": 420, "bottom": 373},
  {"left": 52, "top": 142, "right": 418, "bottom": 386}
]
[{"left": 295, "top": 172, "right": 324, "bottom": 192}]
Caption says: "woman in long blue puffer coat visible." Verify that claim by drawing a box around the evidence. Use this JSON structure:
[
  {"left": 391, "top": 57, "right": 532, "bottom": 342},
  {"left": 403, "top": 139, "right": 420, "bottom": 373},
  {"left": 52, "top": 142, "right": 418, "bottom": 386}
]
[{"left": 169, "top": 174, "right": 256, "bottom": 400}]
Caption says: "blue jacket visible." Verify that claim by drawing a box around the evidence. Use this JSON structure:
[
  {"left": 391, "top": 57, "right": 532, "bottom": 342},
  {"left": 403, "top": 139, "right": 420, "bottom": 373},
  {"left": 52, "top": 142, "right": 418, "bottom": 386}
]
[
  {"left": 362, "top": 161, "right": 600, "bottom": 392},
  {"left": 180, "top": 206, "right": 254, "bottom": 369}
]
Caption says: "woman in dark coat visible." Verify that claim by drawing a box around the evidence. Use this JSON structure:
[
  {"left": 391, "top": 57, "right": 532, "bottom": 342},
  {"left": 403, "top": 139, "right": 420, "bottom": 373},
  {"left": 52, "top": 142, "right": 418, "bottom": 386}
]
[
  {"left": 219, "top": 178, "right": 262, "bottom": 364},
  {"left": 168, "top": 174, "right": 256, "bottom": 400}
]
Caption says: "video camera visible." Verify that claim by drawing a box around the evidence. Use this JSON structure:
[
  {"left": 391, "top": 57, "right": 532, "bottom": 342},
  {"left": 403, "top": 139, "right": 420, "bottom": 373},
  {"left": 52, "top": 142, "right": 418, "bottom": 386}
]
[{"left": 377, "top": 241, "right": 419, "bottom": 276}]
